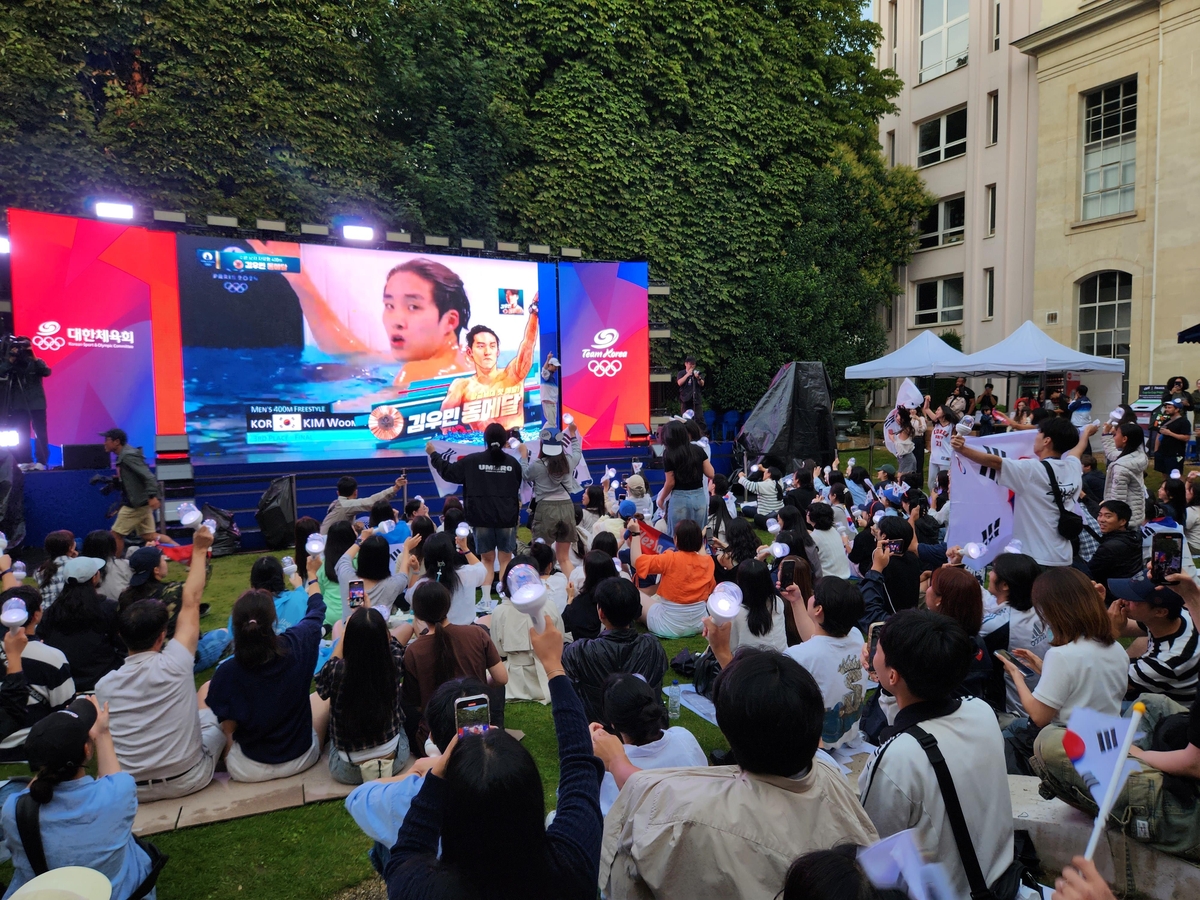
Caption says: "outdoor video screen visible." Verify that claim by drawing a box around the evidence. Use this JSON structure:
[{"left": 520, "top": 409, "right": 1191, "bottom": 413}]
[{"left": 177, "top": 237, "right": 556, "bottom": 463}]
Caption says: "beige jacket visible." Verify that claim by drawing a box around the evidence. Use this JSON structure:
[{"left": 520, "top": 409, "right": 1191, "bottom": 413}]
[
  {"left": 490, "top": 601, "right": 567, "bottom": 704},
  {"left": 600, "top": 758, "right": 878, "bottom": 900}
]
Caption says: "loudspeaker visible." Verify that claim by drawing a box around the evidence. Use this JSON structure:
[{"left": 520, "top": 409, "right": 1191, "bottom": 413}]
[{"left": 62, "top": 444, "right": 111, "bottom": 470}]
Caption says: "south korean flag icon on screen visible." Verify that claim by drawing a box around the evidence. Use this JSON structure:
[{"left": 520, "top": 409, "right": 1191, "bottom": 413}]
[{"left": 272, "top": 413, "right": 302, "bottom": 432}]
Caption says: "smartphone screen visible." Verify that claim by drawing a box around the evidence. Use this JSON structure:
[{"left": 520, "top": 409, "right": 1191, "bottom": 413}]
[
  {"left": 995, "top": 649, "right": 1036, "bottom": 677},
  {"left": 779, "top": 559, "right": 796, "bottom": 589},
  {"left": 886, "top": 540, "right": 904, "bottom": 555},
  {"left": 867, "top": 621, "right": 885, "bottom": 674},
  {"left": 1151, "top": 533, "right": 1185, "bottom": 584},
  {"left": 348, "top": 580, "right": 366, "bottom": 609},
  {"left": 454, "top": 694, "right": 491, "bottom": 738}
]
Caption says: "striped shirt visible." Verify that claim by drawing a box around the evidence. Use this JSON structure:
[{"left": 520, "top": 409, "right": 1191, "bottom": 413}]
[
  {"left": 0, "top": 639, "right": 76, "bottom": 756},
  {"left": 738, "top": 475, "right": 785, "bottom": 517},
  {"left": 1128, "top": 609, "right": 1200, "bottom": 702}
]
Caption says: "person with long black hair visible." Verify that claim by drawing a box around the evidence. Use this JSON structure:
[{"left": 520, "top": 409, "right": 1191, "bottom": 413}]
[
  {"left": 658, "top": 420, "right": 716, "bottom": 536},
  {"left": 38, "top": 557, "right": 123, "bottom": 692},
  {"left": 81, "top": 530, "right": 131, "bottom": 603},
  {"left": 334, "top": 532, "right": 410, "bottom": 619},
  {"left": 727, "top": 559, "right": 788, "bottom": 652},
  {"left": 35, "top": 530, "right": 76, "bottom": 610},
  {"left": 562, "top": 550, "right": 619, "bottom": 641},
  {"left": 294, "top": 515, "right": 321, "bottom": 581},
  {"left": 410, "top": 531, "right": 487, "bottom": 626},
  {"left": 388, "top": 616, "right": 603, "bottom": 900},
  {"left": 490, "top": 556, "right": 567, "bottom": 702},
  {"left": 316, "top": 606, "right": 408, "bottom": 784},
  {"left": 711, "top": 516, "right": 760, "bottom": 585},
  {"left": 1101, "top": 421, "right": 1148, "bottom": 528},
  {"left": 318, "top": 521, "right": 358, "bottom": 627},
  {"left": 1158, "top": 477, "right": 1188, "bottom": 526}
]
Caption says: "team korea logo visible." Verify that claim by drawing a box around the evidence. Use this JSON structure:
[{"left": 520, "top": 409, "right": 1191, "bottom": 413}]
[
  {"left": 585, "top": 329, "right": 625, "bottom": 377},
  {"left": 32, "top": 322, "right": 64, "bottom": 351}
]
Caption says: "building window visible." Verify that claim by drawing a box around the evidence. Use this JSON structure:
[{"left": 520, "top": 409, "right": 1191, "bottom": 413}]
[
  {"left": 993, "top": 0, "right": 1000, "bottom": 51},
  {"left": 1078, "top": 272, "right": 1131, "bottom": 373},
  {"left": 890, "top": 0, "right": 898, "bottom": 70},
  {"left": 919, "top": 0, "right": 969, "bottom": 83},
  {"left": 984, "top": 268, "right": 995, "bottom": 318},
  {"left": 888, "top": 130, "right": 896, "bottom": 167},
  {"left": 915, "top": 276, "right": 964, "bottom": 326},
  {"left": 987, "top": 92, "right": 999, "bottom": 145},
  {"left": 918, "top": 196, "right": 966, "bottom": 248},
  {"left": 917, "top": 109, "right": 967, "bottom": 167},
  {"left": 1082, "top": 79, "right": 1136, "bottom": 220},
  {"left": 986, "top": 184, "right": 996, "bottom": 235}
]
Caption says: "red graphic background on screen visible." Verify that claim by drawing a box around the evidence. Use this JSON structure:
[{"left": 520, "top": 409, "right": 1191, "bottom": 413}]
[
  {"left": 7, "top": 209, "right": 184, "bottom": 454},
  {"left": 558, "top": 261, "right": 650, "bottom": 448}
]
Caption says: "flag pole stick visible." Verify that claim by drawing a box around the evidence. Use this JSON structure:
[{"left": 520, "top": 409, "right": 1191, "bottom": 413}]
[{"left": 1083, "top": 702, "right": 1145, "bottom": 861}]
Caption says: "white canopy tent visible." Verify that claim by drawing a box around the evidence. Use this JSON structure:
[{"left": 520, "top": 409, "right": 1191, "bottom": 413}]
[{"left": 843, "top": 330, "right": 968, "bottom": 379}]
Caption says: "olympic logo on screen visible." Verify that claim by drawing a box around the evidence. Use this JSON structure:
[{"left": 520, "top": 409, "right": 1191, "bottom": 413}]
[
  {"left": 588, "top": 359, "right": 623, "bottom": 377},
  {"left": 32, "top": 336, "right": 65, "bottom": 351},
  {"left": 224, "top": 282, "right": 249, "bottom": 294},
  {"left": 36, "top": 322, "right": 60, "bottom": 336},
  {"left": 591, "top": 329, "right": 620, "bottom": 349}
]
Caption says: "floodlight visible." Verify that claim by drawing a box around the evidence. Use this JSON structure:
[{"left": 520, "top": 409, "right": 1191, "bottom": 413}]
[
  {"left": 0, "top": 237, "right": 9, "bottom": 254},
  {"left": 95, "top": 202, "right": 135, "bottom": 220},
  {"left": 342, "top": 225, "right": 375, "bottom": 241}
]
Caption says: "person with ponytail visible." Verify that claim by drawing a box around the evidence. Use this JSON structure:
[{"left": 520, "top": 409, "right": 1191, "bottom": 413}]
[
  {"left": 594, "top": 673, "right": 705, "bottom": 815},
  {"left": 203, "top": 554, "right": 329, "bottom": 782},
  {"left": 520, "top": 421, "right": 584, "bottom": 575},
  {"left": 35, "top": 530, "right": 76, "bottom": 610},
  {"left": 82, "top": 530, "right": 132, "bottom": 603},
  {"left": 401, "top": 582, "right": 507, "bottom": 748},
  {"left": 416, "top": 531, "right": 487, "bottom": 626},
  {"left": 2, "top": 696, "right": 159, "bottom": 899}
]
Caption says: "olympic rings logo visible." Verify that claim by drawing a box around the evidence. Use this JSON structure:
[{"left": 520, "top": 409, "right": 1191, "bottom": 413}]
[
  {"left": 32, "top": 336, "right": 64, "bottom": 351},
  {"left": 224, "top": 282, "right": 249, "bottom": 293},
  {"left": 588, "top": 359, "right": 623, "bottom": 377}
]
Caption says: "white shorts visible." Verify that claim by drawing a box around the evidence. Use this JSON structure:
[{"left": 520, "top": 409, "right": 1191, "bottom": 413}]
[
  {"left": 225, "top": 730, "right": 320, "bottom": 783},
  {"left": 135, "top": 709, "right": 226, "bottom": 802},
  {"left": 646, "top": 599, "right": 706, "bottom": 638}
]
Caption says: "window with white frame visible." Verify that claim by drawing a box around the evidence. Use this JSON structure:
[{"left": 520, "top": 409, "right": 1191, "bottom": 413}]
[
  {"left": 984, "top": 268, "right": 995, "bottom": 318},
  {"left": 915, "top": 276, "right": 964, "bottom": 326},
  {"left": 986, "top": 184, "right": 996, "bottom": 235},
  {"left": 918, "top": 196, "right": 965, "bottom": 249},
  {"left": 917, "top": 109, "right": 967, "bottom": 167},
  {"left": 1078, "top": 271, "right": 1131, "bottom": 368},
  {"left": 920, "top": 0, "right": 968, "bottom": 83},
  {"left": 987, "top": 91, "right": 999, "bottom": 145},
  {"left": 1082, "top": 79, "right": 1136, "bottom": 220},
  {"left": 993, "top": 0, "right": 1000, "bottom": 51}
]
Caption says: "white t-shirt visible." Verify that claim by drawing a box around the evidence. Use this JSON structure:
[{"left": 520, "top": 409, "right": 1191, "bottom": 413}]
[
  {"left": 997, "top": 455, "right": 1083, "bottom": 567},
  {"left": 810, "top": 528, "right": 850, "bottom": 578},
  {"left": 980, "top": 605, "right": 1054, "bottom": 715},
  {"left": 784, "top": 629, "right": 870, "bottom": 748},
  {"left": 929, "top": 423, "right": 953, "bottom": 467},
  {"left": 1032, "top": 637, "right": 1128, "bottom": 725},
  {"left": 543, "top": 572, "right": 569, "bottom": 614},
  {"left": 598, "top": 727, "right": 708, "bottom": 815},
  {"left": 729, "top": 601, "right": 789, "bottom": 653},
  {"left": 448, "top": 562, "right": 488, "bottom": 625}
]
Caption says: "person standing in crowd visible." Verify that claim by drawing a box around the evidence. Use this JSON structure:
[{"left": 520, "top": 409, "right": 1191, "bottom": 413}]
[
  {"left": 658, "top": 420, "right": 715, "bottom": 536},
  {"left": 521, "top": 423, "right": 583, "bottom": 574},
  {"left": 0, "top": 337, "right": 52, "bottom": 468},
  {"left": 319, "top": 474, "right": 406, "bottom": 534},
  {"left": 921, "top": 398, "right": 959, "bottom": 486},
  {"left": 1068, "top": 384, "right": 1093, "bottom": 429},
  {"left": 1100, "top": 421, "right": 1148, "bottom": 528},
  {"left": 101, "top": 428, "right": 161, "bottom": 542},
  {"left": 427, "top": 423, "right": 524, "bottom": 600},
  {"left": 945, "top": 377, "right": 975, "bottom": 416},
  {"left": 952, "top": 417, "right": 1093, "bottom": 568},
  {"left": 1154, "top": 398, "right": 1191, "bottom": 475},
  {"left": 1161, "top": 375, "right": 1194, "bottom": 414},
  {"left": 676, "top": 356, "right": 704, "bottom": 414},
  {"left": 976, "top": 383, "right": 998, "bottom": 435},
  {"left": 540, "top": 353, "right": 561, "bottom": 428}
]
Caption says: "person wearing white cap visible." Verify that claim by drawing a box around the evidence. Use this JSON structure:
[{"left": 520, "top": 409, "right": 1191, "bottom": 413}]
[{"left": 541, "top": 354, "right": 561, "bottom": 429}]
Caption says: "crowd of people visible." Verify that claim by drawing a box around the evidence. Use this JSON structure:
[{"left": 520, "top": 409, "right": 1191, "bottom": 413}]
[{"left": 2, "top": 375, "right": 1198, "bottom": 900}]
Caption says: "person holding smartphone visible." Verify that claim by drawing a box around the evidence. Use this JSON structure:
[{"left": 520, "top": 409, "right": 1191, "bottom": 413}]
[{"left": 334, "top": 532, "right": 410, "bottom": 619}]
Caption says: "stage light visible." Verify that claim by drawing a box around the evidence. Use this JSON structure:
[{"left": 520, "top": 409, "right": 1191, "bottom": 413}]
[
  {"left": 95, "top": 202, "right": 134, "bottom": 220},
  {"left": 0, "top": 431, "right": 19, "bottom": 448},
  {"left": 0, "top": 237, "right": 9, "bottom": 254},
  {"left": 341, "top": 225, "right": 375, "bottom": 242},
  {"left": 624, "top": 423, "right": 651, "bottom": 445}
]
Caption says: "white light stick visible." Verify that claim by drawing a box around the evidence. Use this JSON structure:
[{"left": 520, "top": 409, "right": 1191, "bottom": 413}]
[
  {"left": 682, "top": 409, "right": 695, "bottom": 420},
  {"left": 376, "top": 519, "right": 395, "bottom": 535},
  {"left": 414, "top": 495, "right": 424, "bottom": 504},
  {"left": 11, "top": 561, "right": 25, "bottom": 581},
  {"left": 964, "top": 542, "right": 985, "bottom": 559},
  {"left": 455, "top": 523, "right": 471, "bottom": 539},
  {"left": 1084, "top": 702, "right": 1145, "bottom": 861},
  {"left": 766, "top": 518, "right": 781, "bottom": 535},
  {"left": 872, "top": 510, "right": 885, "bottom": 524},
  {"left": 0, "top": 532, "right": 8, "bottom": 555},
  {"left": 282, "top": 556, "right": 297, "bottom": 577},
  {"left": 306, "top": 533, "right": 327, "bottom": 557},
  {"left": 605, "top": 467, "right": 617, "bottom": 481},
  {"left": 769, "top": 542, "right": 790, "bottom": 559},
  {"left": 1108, "top": 407, "right": 1124, "bottom": 423},
  {"left": 202, "top": 519, "right": 217, "bottom": 534},
  {"left": 508, "top": 437, "right": 520, "bottom": 449},
  {"left": 1, "top": 598, "right": 27, "bottom": 635},
  {"left": 562, "top": 413, "right": 574, "bottom": 426},
  {"left": 177, "top": 502, "right": 202, "bottom": 528},
  {"left": 750, "top": 464, "right": 760, "bottom": 473},
  {"left": 1004, "top": 539, "right": 1023, "bottom": 555},
  {"left": 506, "top": 564, "right": 548, "bottom": 632},
  {"left": 1170, "top": 469, "right": 1182, "bottom": 481},
  {"left": 847, "top": 457, "right": 856, "bottom": 468},
  {"left": 610, "top": 478, "right": 620, "bottom": 489},
  {"left": 706, "top": 584, "right": 743, "bottom": 625},
  {"left": 955, "top": 416, "right": 974, "bottom": 436},
  {"left": 1091, "top": 419, "right": 1101, "bottom": 429}
]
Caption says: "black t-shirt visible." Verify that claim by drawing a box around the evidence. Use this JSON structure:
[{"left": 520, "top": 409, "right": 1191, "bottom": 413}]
[
  {"left": 977, "top": 393, "right": 997, "bottom": 414},
  {"left": 664, "top": 444, "right": 707, "bottom": 491},
  {"left": 1160, "top": 416, "right": 1191, "bottom": 456}
]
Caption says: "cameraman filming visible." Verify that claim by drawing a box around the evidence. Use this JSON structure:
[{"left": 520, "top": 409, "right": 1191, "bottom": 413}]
[
  {"left": 0, "top": 335, "right": 52, "bottom": 468},
  {"left": 101, "top": 428, "right": 161, "bottom": 542},
  {"left": 676, "top": 356, "right": 704, "bottom": 415}
]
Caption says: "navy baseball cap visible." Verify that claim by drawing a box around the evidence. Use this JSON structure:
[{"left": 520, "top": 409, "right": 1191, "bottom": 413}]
[{"left": 1109, "top": 573, "right": 1184, "bottom": 610}]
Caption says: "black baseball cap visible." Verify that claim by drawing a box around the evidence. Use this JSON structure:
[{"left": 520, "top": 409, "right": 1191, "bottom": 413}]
[
  {"left": 100, "top": 427, "right": 127, "bottom": 443},
  {"left": 25, "top": 698, "right": 97, "bottom": 773},
  {"left": 1109, "top": 573, "right": 1184, "bottom": 612}
]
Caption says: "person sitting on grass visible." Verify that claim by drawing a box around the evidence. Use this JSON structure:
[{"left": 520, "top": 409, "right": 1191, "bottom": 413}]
[
  {"left": 594, "top": 673, "right": 706, "bottom": 816},
  {"left": 782, "top": 576, "right": 870, "bottom": 749},
  {"left": 529, "top": 541, "right": 570, "bottom": 615},
  {"left": 387, "top": 617, "right": 604, "bottom": 900},
  {"left": 729, "top": 559, "right": 789, "bottom": 653},
  {"left": 1, "top": 696, "right": 162, "bottom": 900},
  {"left": 490, "top": 557, "right": 566, "bottom": 704},
  {"left": 202, "top": 566, "right": 329, "bottom": 783},
  {"left": 82, "top": 530, "right": 131, "bottom": 603},
  {"left": 562, "top": 577, "right": 668, "bottom": 724},
  {"left": 35, "top": 530, "right": 75, "bottom": 610},
  {"left": 334, "top": 532, "right": 411, "bottom": 619},
  {"left": 242, "top": 555, "right": 311, "bottom": 635},
  {"left": 37, "top": 557, "right": 124, "bottom": 693},
  {"left": 370, "top": 498, "right": 411, "bottom": 563},
  {"left": 316, "top": 606, "right": 409, "bottom": 785},
  {"left": 410, "top": 531, "right": 488, "bottom": 626},
  {"left": 630, "top": 518, "right": 715, "bottom": 638},
  {"left": 561, "top": 550, "right": 617, "bottom": 643},
  {"left": 596, "top": 647, "right": 878, "bottom": 899},
  {"left": 97, "top": 528, "right": 226, "bottom": 802},
  {"left": 807, "top": 502, "right": 851, "bottom": 579}
]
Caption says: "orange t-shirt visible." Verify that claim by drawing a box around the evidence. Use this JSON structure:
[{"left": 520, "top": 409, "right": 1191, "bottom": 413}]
[{"left": 634, "top": 551, "right": 716, "bottom": 604}]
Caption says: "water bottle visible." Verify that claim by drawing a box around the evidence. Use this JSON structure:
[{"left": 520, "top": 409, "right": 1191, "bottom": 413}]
[
  {"left": 667, "top": 680, "right": 681, "bottom": 720},
  {"left": 282, "top": 556, "right": 297, "bottom": 578}
]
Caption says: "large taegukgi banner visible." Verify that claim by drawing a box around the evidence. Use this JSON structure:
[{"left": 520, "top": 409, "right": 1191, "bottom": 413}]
[
  {"left": 946, "top": 430, "right": 1036, "bottom": 568},
  {"left": 177, "top": 236, "right": 557, "bottom": 464}
]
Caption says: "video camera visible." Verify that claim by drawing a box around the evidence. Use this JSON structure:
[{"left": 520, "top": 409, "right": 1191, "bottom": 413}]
[
  {"left": 0, "top": 336, "right": 34, "bottom": 369},
  {"left": 89, "top": 473, "right": 120, "bottom": 496}
]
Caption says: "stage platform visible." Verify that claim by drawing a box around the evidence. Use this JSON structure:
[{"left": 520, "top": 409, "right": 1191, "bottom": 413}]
[{"left": 19, "top": 442, "right": 738, "bottom": 553}]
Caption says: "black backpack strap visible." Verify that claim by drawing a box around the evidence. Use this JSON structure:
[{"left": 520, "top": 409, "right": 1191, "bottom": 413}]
[
  {"left": 1041, "top": 461, "right": 1067, "bottom": 515},
  {"left": 15, "top": 793, "right": 49, "bottom": 876},
  {"left": 908, "top": 725, "right": 994, "bottom": 900}
]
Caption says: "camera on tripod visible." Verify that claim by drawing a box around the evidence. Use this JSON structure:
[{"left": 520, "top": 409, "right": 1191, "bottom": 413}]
[{"left": 0, "top": 336, "right": 34, "bottom": 369}]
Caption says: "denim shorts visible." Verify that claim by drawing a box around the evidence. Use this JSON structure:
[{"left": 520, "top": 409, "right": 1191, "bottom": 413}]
[{"left": 474, "top": 526, "right": 517, "bottom": 555}]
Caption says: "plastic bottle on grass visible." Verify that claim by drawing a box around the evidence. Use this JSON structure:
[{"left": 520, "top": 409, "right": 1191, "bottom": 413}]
[{"left": 668, "top": 680, "right": 681, "bottom": 720}]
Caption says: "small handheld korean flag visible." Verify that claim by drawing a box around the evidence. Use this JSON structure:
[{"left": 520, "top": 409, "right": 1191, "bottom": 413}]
[{"left": 1062, "top": 703, "right": 1145, "bottom": 860}]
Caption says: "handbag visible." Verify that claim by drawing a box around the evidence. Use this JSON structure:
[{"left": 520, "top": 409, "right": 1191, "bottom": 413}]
[
  {"left": 16, "top": 792, "right": 168, "bottom": 900},
  {"left": 1041, "top": 461, "right": 1084, "bottom": 542}
]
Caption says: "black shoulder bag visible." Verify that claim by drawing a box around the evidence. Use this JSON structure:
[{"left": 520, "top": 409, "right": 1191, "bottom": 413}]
[
  {"left": 16, "top": 793, "right": 168, "bottom": 900},
  {"left": 1041, "top": 460, "right": 1084, "bottom": 542},
  {"left": 908, "top": 725, "right": 1036, "bottom": 900}
]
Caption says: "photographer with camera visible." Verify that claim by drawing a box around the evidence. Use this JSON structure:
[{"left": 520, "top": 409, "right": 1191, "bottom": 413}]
[
  {"left": 676, "top": 357, "right": 704, "bottom": 415},
  {"left": 0, "top": 335, "right": 52, "bottom": 468},
  {"left": 100, "top": 428, "right": 161, "bottom": 542}
]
